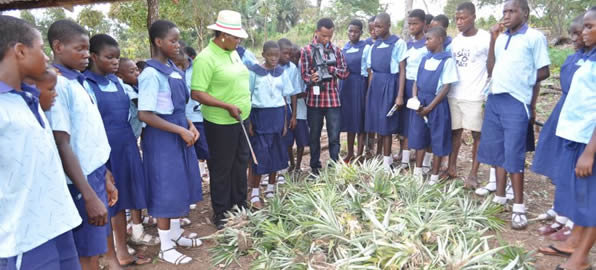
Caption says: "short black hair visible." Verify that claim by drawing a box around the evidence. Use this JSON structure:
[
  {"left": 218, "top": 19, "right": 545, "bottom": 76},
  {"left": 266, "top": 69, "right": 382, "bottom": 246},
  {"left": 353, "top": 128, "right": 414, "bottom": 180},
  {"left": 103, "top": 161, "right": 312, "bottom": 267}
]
[
  {"left": 0, "top": 15, "right": 38, "bottom": 61},
  {"left": 149, "top": 20, "right": 177, "bottom": 46},
  {"left": 427, "top": 26, "right": 447, "bottom": 40},
  {"left": 456, "top": 2, "right": 476, "bottom": 15},
  {"left": 349, "top": 19, "right": 363, "bottom": 31},
  {"left": 262, "top": 40, "right": 280, "bottom": 53},
  {"left": 136, "top": 60, "right": 147, "bottom": 71},
  {"left": 89, "top": 34, "right": 119, "bottom": 55},
  {"left": 425, "top": 14, "right": 434, "bottom": 25},
  {"left": 507, "top": 0, "right": 530, "bottom": 18},
  {"left": 119, "top": 57, "right": 133, "bottom": 65},
  {"left": 368, "top": 16, "right": 376, "bottom": 23},
  {"left": 183, "top": 46, "right": 196, "bottom": 58},
  {"left": 47, "top": 19, "right": 87, "bottom": 50},
  {"left": 432, "top": 14, "right": 449, "bottom": 28},
  {"left": 316, "top": 18, "right": 334, "bottom": 30},
  {"left": 376, "top": 12, "right": 391, "bottom": 26},
  {"left": 278, "top": 38, "right": 293, "bottom": 49},
  {"left": 408, "top": 9, "right": 426, "bottom": 22}
]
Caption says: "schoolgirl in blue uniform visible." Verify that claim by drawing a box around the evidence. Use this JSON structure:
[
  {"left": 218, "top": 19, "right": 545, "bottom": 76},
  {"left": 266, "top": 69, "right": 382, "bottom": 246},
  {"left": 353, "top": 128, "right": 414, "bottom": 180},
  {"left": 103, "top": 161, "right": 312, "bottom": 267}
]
[
  {"left": 0, "top": 16, "right": 83, "bottom": 270},
  {"left": 138, "top": 20, "right": 203, "bottom": 265},
  {"left": 363, "top": 15, "right": 378, "bottom": 156},
  {"left": 431, "top": 15, "right": 453, "bottom": 52},
  {"left": 398, "top": 9, "right": 428, "bottom": 170},
  {"left": 478, "top": 0, "right": 551, "bottom": 230},
  {"left": 365, "top": 13, "right": 407, "bottom": 171},
  {"left": 340, "top": 19, "right": 368, "bottom": 162},
  {"left": 409, "top": 27, "right": 458, "bottom": 184},
  {"left": 84, "top": 34, "right": 152, "bottom": 266},
  {"left": 278, "top": 38, "right": 306, "bottom": 173},
  {"left": 533, "top": 16, "right": 587, "bottom": 238},
  {"left": 247, "top": 41, "right": 297, "bottom": 208},
  {"left": 45, "top": 20, "right": 115, "bottom": 270},
  {"left": 289, "top": 44, "right": 310, "bottom": 171}
]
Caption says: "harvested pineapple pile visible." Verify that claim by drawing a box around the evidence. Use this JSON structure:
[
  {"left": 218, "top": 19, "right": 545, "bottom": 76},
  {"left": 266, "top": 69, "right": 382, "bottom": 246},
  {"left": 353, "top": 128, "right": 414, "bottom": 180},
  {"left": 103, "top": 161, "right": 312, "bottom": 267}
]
[{"left": 209, "top": 160, "right": 534, "bottom": 269}]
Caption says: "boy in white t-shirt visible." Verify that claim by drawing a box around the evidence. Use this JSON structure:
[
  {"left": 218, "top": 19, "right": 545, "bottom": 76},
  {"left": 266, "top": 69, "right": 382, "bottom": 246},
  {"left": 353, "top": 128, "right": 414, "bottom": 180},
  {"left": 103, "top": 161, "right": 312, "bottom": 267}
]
[{"left": 446, "top": 2, "right": 491, "bottom": 188}]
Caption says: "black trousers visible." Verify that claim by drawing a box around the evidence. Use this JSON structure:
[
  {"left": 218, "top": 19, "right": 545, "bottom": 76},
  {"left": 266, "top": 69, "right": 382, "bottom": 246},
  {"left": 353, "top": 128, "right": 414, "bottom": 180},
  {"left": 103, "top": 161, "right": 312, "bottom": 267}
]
[{"left": 204, "top": 120, "right": 249, "bottom": 216}]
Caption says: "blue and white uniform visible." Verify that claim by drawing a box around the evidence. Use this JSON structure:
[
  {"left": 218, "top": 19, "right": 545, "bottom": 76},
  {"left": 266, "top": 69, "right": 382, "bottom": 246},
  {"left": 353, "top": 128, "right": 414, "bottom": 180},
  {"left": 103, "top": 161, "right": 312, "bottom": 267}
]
[
  {"left": 553, "top": 52, "right": 596, "bottom": 226},
  {"left": 340, "top": 40, "right": 368, "bottom": 133},
  {"left": 281, "top": 61, "right": 307, "bottom": 148},
  {"left": 184, "top": 59, "right": 210, "bottom": 160},
  {"left": 364, "top": 35, "right": 407, "bottom": 135},
  {"left": 477, "top": 24, "right": 550, "bottom": 173},
  {"left": 403, "top": 37, "right": 427, "bottom": 137},
  {"left": 0, "top": 82, "right": 82, "bottom": 270},
  {"left": 138, "top": 60, "right": 203, "bottom": 218},
  {"left": 408, "top": 52, "right": 458, "bottom": 156},
  {"left": 248, "top": 64, "right": 296, "bottom": 174},
  {"left": 84, "top": 71, "right": 148, "bottom": 217},
  {"left": 46, "top": 64, "right": 111, "bottom": 257}
]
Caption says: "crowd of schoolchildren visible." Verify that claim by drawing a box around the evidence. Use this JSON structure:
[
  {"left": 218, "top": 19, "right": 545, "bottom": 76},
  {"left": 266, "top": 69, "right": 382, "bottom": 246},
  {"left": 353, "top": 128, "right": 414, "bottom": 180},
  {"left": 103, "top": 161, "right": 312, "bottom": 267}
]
[{"left": 1, "top": 0, "right": 595, "bottom": 269}]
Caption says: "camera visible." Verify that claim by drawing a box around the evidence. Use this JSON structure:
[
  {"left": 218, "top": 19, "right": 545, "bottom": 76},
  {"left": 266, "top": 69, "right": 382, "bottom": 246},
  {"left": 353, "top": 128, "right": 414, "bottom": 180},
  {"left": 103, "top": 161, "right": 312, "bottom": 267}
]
[{"left": 311, "top": 43, "right": 337, "bottom": 83}]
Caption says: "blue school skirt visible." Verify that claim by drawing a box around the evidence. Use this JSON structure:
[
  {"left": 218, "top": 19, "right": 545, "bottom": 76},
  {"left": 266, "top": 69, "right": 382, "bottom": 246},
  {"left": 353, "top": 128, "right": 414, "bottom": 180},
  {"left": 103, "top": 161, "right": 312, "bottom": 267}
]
[
  {"left": 294, "top": 119, "right": 310, "bottom": 148},
  {"left": 408, "top": 92, "right": 452, "bottom": 156},
  {"left": 531, "top": 93, "right": 567, "bottom": 180},
  {"left": 0, "top": 231, "right": 81, "bottom": 270},
  {"left": 555, "top": 141, "right": 596, "bottom": 226},
  {"left": 105, "top": 126, "right": 148, "bottom": 217},
  {"left": 399, "top": 79, "right": 415, "bottom": 137},
  {"left": 250, "top": 107, "right": 289, "bottom": 175},
  {"left": 365, "top": 72, "right": 399, "bottom": 136},
  {"left": 142, "top": 112, "right": 203, "bottom": 218},
  {"left": 477, "top": 93, "right": 529, "bottom": 174},
  {"left": 193, "top": 122, "right": 210, "bottom": 160},
  {"left": 340, "top": 73, "right": 366, "bottom": 133},
  {"left": 68, "top": 165, "right": 110, "bottom": 257}
]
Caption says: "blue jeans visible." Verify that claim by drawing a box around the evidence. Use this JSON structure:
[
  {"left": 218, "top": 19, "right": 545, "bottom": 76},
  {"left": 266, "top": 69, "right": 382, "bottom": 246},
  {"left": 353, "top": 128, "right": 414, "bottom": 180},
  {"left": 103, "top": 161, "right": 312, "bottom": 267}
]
[{"left": 307, "top": 106, "right": 341, "bottom": 170}]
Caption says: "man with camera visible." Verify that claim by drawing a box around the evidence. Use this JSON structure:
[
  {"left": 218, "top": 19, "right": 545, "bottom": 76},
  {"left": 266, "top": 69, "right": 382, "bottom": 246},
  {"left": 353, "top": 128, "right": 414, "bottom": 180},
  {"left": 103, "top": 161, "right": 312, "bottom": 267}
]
[{"left": 299, "top": 18, "right": 349, "bottom": 175}]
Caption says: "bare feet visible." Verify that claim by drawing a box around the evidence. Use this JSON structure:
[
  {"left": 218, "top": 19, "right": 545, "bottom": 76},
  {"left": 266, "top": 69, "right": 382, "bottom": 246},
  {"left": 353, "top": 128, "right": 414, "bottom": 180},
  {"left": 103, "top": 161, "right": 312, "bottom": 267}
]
[{"left": 463, "top": 174, "right": 478, "bottom": 190}]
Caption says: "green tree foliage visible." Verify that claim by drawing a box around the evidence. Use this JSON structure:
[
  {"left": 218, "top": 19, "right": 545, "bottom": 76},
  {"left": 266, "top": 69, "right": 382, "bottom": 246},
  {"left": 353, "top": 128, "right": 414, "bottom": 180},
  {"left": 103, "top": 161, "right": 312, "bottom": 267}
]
[
  {"left": 78, "top": 7, "right": 111, "bottom": 36},
  {"left": 443, "top": 0, "right": 467, "bottom": 20}
]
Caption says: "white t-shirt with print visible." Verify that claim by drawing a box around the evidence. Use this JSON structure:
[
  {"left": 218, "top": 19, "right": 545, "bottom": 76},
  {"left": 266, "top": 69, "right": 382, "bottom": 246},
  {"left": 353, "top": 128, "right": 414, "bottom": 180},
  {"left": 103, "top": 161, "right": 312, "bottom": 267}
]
[{"left": 449, "top": 29, "right": 490, "bottom": 101}]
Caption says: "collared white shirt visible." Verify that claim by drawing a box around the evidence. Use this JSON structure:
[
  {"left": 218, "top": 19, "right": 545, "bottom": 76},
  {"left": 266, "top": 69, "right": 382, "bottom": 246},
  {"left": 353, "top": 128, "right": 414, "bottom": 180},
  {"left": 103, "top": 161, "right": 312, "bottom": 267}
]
[{"left": 0, "top": 82, "right": 81, "bottom": 257}]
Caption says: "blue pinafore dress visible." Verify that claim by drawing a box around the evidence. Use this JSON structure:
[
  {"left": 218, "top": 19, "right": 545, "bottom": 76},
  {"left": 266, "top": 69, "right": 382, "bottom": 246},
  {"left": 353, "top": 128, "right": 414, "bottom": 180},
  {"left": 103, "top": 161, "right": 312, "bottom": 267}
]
[
  {"left": 142, "top": 60, "right": 202, "bottom": 218},
  {"left": 365, "top": 35, "right": 400, "bottom": 136},
  {"left": 401, "top": 38, "right": 426, "bottom": 137},
  {"left": 340, "top": 40, "right": 367, "bottom": 133},
  {"left": 84, "top": 71, "right": 148, "bottom": 217},
  {"left": 408, "top": 52, "right": 452, "bottom": 157},
  {"left": 532, "top": 49, "right": 586, "bottom": 180}
]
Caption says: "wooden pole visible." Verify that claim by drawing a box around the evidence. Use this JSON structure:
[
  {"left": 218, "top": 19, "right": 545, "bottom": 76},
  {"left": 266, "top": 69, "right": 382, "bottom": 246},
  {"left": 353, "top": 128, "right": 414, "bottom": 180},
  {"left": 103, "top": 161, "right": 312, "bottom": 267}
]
[{"left": 147, "top": 0, "right": 159, "bottom": 56}]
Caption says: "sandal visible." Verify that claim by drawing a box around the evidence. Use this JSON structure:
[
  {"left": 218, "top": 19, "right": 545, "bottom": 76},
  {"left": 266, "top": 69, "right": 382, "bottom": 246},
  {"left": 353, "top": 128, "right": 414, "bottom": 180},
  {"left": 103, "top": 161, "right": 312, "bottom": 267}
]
[
  {"left": 250, "top": 195, "right": 264, "bottom": 210},
  {"left": 475, "top": 181, "right": 496, "bottom": 196},
  {"left": 142, "top": 216, "right": 157, "bottom": 226},
  {"left": 171, "top": 234, "right": 202, "bottom": 248},
  {"left": 181, "top": 229, "right": 198, "bottom": 239},
  {"left": 538, "top": 245, "right": 572, "bottom": 257},
  {"left": 538, "top": 221, "right": 565, "bottom": 236},
  {"left": 119, "top": 255, "right": 151, "bottom": 266},
  {"left": 180, "top": 217, "right": 192, "bottom": 227},
  {"left": 129, "top": 231, "right": 160, "bottom": 246},
  {"left": 158, "top": 248, "right": 192, "bottom": 265},
  {"left": 511, "top": 212, "right": 528, "bottom": 230},
  {"left": 265, "top": 190, "right": 275, "bottom": 199},
  {"left": 550, "top": 226, "right": 572, "bottom": 241}
]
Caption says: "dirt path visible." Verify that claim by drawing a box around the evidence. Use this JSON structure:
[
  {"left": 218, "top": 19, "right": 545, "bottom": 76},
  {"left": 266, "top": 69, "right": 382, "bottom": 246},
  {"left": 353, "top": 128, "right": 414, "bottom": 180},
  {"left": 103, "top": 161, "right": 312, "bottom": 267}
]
[{"left": 122, "top": 91, "right": 594, "bottom": 270}]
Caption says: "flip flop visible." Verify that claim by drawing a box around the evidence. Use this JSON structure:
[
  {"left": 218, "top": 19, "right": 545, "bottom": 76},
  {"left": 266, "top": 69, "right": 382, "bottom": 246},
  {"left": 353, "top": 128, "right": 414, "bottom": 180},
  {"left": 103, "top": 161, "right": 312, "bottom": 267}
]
[
  {"left": 119, "top": 255, "right": 151, "bottom": 267},
  {"left": 538, "top": 245, "right": 572, "bottom": 257}
]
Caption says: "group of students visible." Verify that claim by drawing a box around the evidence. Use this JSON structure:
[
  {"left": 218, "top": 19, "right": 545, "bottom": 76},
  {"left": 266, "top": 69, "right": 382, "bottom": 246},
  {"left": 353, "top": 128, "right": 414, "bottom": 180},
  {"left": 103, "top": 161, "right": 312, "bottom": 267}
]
[{"left": 0, "top": 1, "right": 595, "bottom": 269}]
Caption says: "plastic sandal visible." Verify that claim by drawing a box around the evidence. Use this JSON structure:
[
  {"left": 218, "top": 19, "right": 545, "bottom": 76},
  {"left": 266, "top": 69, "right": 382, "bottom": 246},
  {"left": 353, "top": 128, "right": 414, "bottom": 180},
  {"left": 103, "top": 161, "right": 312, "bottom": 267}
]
[
  {"left": 129, "top": 231, "right": 160, "bottom": 246},
  {"left": 511, "top": 211, "right": 528, "bottom": 230},
  {"left": 158, "top": 248, "right": 192, "bottom": 265},
  {"left": 171, "top": 234, "right": 202, "bottom": 248}
]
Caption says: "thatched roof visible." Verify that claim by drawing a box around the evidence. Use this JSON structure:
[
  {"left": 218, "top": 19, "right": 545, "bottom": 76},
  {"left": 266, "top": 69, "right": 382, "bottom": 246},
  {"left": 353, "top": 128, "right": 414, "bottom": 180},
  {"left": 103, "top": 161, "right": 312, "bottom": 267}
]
[{"left": 0, "top": 0, "right": 128, "bottom": 11}]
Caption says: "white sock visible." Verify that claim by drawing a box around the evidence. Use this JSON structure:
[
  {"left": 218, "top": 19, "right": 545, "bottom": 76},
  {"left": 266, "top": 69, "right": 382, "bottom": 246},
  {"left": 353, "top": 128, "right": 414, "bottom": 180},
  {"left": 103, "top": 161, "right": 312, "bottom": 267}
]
[
  {"left": 132, "top": 223, "right": 144, "bottom": 239},
  {"left": 266, "top": 184, "right": 275, "bottom": 192},
  {"left": 555, "top": 215, "right": 568, "bottom": 226},
  {"left": 401, "top": 150, "right": 410, "bottom": 164},
  {"left": 158, "top": 229, "right": 192, "bottom": 264},
  {"left": 489, "top": 167, "right": 496, "bottom": 183},
  {"left": 423, "top": 152, "right": 432, "bottom": 167},
  {"left": 158, "top": 229, "right": 175, "bottom": 251},
  {"left": 512, "top": 203, "right": 525, "bottom": 213},
  {"left": 430, "top": 174, "right": 439, "bottom": 182},
  {"left": 170, "top": 219, "right": 182, "bottom": 240},
  {"left": 492, "top": 195, "right": 507, "bottom": 205},
  {"left": 383, "top": 155, "right": 392, "bottom": 166},
  {"left": 413, "top": 167, "right": 423, "bottom": 177},
  {"left": 251, "top": 188, "right": 260, "bottom": 202},
  {"left": 566, "top": 220, "right": 574, "bottom": 228}
]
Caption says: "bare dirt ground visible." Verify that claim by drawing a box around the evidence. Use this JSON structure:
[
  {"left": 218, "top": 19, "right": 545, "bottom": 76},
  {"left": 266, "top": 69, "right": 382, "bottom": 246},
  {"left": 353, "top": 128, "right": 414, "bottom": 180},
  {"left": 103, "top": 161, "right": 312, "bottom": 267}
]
[{"left": 118, "top": 90, "right": 594, "bottom": 270}]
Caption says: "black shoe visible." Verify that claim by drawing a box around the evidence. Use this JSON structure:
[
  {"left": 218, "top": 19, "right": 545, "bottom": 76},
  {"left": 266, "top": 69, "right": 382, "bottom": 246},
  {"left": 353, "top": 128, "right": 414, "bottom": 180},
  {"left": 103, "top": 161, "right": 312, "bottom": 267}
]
[{"left": 213, "top": 213, "right": 226, "bottom": 230}]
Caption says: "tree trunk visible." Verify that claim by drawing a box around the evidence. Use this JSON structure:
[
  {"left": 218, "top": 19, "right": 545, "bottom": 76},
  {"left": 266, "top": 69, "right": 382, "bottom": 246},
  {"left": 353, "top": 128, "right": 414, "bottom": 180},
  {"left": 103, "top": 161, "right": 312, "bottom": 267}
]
[
  {"left": 147, "top": 0, "right": 159, "bottom": 56},
  {"left": 316, "top": 0, "right": 322, "bottom": 13},
  {"left": 401, "top": 0, "right": 413, "bottom": 41}
]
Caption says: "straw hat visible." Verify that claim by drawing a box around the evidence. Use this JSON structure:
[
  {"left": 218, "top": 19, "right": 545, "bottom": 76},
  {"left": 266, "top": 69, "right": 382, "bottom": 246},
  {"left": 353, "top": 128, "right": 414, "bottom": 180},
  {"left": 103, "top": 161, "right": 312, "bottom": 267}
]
[{"left": 207, "top": 10, "right": 248, "bottom": 39}]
